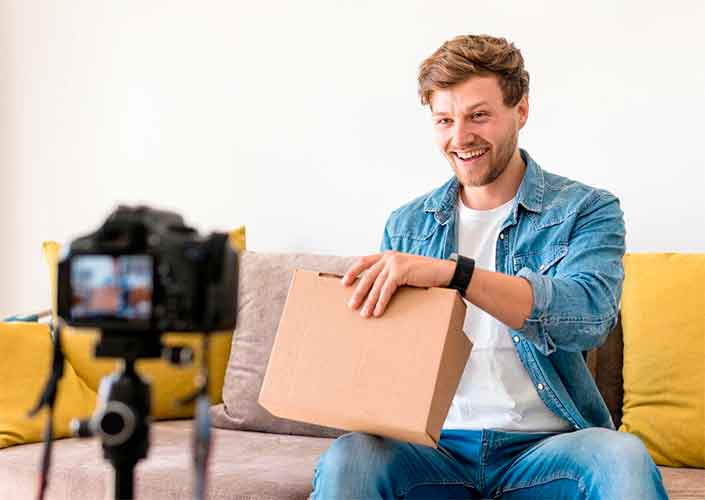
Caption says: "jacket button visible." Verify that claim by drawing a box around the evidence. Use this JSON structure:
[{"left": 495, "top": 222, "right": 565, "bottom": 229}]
[
  {"left": 513, "top": 335, "right": 520, "bottom": 343},
  {"left": 537, "top": 383, "right": 545, "bottom": 391},
  {"left": 499, "top": 233, "right": 505, "bottom": 240}
]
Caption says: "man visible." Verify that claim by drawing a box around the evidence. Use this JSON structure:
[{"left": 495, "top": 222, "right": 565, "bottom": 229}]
[{"left": 310, "top": 34, "right": 667, "bottom": 499}]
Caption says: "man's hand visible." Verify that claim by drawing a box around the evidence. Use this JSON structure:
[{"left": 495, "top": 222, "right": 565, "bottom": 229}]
[{"left": 342, "top": 251, "right": 455, "bottom": 318}]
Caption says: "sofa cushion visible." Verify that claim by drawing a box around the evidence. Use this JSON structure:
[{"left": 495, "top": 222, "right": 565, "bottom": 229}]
[
  {"left": 657, "top": 467, "right": 705, "bottom": 500},
  {"left": 61, "top": 330, "right": 235, "bottom": 419},
  {"left": 0, "top": 420, "right": 703, "bottom": 500},
  {"left": 0, "top": 420, "right": 333, "bottom": 500},
  {"left": 0, "top": 322, "right": 96, "bottom": 449},
  {"left": 619, "top": 253, "right": 705, "bottom": 468},
  {"left": 212, "top": 251, "right": 357, "bottom": 437}
]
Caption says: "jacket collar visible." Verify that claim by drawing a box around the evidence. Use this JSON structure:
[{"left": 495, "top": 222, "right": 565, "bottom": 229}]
[{"left": 423, "top": 148, "right": 544, "bottom": 224}]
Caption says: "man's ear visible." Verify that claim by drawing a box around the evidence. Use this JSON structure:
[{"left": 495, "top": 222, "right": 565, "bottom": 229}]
[{"left": 517, "top": 94, "right": 529, "bottom": 130}]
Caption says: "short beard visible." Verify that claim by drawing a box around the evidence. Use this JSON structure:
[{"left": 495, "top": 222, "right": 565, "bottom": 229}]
[{"left": 468, "top": 132, "right": 517, "bottom": 187}]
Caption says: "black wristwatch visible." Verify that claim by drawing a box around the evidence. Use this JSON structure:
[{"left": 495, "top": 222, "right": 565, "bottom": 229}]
[{"left": 446, "top": 253, "right": 475, "bottom": 297}]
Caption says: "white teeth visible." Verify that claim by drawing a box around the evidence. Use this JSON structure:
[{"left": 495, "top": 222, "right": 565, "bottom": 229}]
[{"left": 456, "top": 148, "right": 488, "bottom": 160}]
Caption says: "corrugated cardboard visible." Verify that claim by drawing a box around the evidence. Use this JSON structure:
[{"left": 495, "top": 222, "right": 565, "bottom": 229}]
[{"left": 258, "top": 269, "right": 471, "bottom": 448}]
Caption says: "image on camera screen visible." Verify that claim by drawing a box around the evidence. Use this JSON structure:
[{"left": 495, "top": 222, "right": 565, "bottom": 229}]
[{"left": 70, "top": 255, "right": 153, "bottom": 321}]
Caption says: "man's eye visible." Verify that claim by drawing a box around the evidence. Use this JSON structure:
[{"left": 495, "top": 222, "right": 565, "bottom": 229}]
[
  {"left": 436, "top": 118, "right": 452, "bottom": 125},
  {"left": 472, "top": 112, "right": 488, "bottom": 120}
]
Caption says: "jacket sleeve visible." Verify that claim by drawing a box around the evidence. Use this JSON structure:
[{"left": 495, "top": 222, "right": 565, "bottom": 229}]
[
  {"left": 379, "top": 216, "right": 394, "bottom": 252},
  {"left": 513, "top": 191, "right": 626, "bottom": 355}
]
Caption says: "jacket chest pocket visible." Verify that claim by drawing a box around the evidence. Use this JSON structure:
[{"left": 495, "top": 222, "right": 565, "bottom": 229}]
[{"left": 513, "top": 244, "right": 568, "bottom": 275}]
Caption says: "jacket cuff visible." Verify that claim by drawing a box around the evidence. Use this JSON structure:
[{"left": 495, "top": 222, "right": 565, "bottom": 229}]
[
  {"left": 516, "top": 267, "right": 552, "bottom": 320},
  {"left": 514, "top": 267, "right": 556, "bottom": 355}
]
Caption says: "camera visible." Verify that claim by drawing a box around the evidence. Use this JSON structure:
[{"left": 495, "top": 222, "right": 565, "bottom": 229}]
[
  {"left": 57, "top": 205, "right": 238, "bottom": 336},
  {"left": 48, "top": 205, "right": 238, "bottom": 499}
]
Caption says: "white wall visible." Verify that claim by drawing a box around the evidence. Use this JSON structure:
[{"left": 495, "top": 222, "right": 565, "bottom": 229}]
[{"left": 1, "top": 0, "right": 704, "bottom": 317}]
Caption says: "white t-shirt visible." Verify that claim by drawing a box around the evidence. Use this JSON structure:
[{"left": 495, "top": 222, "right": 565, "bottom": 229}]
[{"left": 442, "top": 195, "right": 572, "bottom": 432}]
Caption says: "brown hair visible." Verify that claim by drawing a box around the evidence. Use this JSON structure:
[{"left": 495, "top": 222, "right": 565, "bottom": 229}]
[{"left": 418, "top": 34, "right": 529, "bottom": 108}]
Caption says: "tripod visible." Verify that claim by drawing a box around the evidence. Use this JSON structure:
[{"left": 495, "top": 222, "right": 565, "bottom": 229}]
[
  {"left": 72, "top": 331, "right": 192, "bottom": 500},
  {"left": 32, "top": 326, "right": 215, "bottom": 500},
  {"left": 75, "top": 358, "right": 149, "bottom": 499}
]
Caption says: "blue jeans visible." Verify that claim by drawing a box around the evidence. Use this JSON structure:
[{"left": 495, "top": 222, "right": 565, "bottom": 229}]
[{"left": 310, "top": 427, "right": 667, "bottom": 499}]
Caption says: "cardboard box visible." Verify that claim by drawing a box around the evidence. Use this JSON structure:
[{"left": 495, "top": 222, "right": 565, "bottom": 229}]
[{"left": 258, "top": 269, "right": 471, "bottom": 447}]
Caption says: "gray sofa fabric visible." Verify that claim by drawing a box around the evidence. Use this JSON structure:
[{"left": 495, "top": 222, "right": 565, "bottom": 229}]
[
  {"left": 212, "top": 251, "right": 357, "bottom": 438},
  {"left": 0, "top": 420, "right": 332, "bottom": 500},
  {"left": 1, "top": 420, "right": 702, "bottom": 500}
]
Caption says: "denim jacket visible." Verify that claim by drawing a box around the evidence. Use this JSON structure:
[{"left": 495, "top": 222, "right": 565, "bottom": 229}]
[{"left": 380, "top": 148, "right": 625, "bottom": 430}]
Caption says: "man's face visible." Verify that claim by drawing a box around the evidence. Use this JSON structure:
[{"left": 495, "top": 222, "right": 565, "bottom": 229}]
[{"left": 430, "top": 75, "right": 528, "bottom": 187}]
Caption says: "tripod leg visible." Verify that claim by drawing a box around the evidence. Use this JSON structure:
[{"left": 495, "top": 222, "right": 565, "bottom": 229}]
[{"left": 115, "top": 462, "right": 135, "bottom": 500}]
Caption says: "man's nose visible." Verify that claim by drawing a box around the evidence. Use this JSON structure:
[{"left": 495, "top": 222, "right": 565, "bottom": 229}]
[{"left": 452, "top": 121, "right": 475, "bottom": 148}]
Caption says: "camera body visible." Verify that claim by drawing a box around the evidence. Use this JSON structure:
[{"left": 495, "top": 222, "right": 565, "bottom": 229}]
[{"left": 57, "top": 205, "right": 238, "bottom": 335}]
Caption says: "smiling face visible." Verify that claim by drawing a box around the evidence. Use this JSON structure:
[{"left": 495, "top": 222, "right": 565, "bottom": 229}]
[{"left": 430, "top": 74, "right": 528, "bottom": 187}]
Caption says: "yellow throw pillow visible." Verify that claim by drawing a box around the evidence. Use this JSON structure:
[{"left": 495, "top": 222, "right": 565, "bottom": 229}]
[
  {"left": 0, "top": 322, "right": 96, "bottom": 448},
  {"left": 42, "top": 225, "right": 245, "bottom": 420},
  {"left": 619, "top": 253, "right": 705, "bottom": 467},
  {"left": 59, "top": 329, "right": 232, "bottom": 419}
]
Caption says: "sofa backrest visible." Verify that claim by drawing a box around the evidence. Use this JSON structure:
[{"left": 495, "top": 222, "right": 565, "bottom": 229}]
[{"left": 586, "top": 316, "right": 624, "bottom": 428}]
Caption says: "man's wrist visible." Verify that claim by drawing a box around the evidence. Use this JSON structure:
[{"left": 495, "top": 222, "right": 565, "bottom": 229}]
[{"left": 438, "top": 259, "right": 456, "bottom": 288}]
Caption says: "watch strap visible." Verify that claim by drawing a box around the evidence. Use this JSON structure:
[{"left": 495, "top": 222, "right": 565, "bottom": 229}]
[{"left": 447, "top": 253, "right": 475, "bottom": 296}]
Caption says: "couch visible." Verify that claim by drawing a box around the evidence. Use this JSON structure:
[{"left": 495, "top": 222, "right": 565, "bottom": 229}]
[{"left": 1, "top": 251, "right": 703, "bottom": 499}]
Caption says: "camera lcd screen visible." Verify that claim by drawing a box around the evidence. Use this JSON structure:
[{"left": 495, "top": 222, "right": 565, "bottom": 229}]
[{"left": 70, "top": 255, "right": 153, "bottom": 321}]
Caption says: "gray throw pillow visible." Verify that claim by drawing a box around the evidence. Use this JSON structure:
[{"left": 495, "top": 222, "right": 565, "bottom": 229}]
[{"left": 210, "top": 250, "right": 360, "bottom": 437}]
